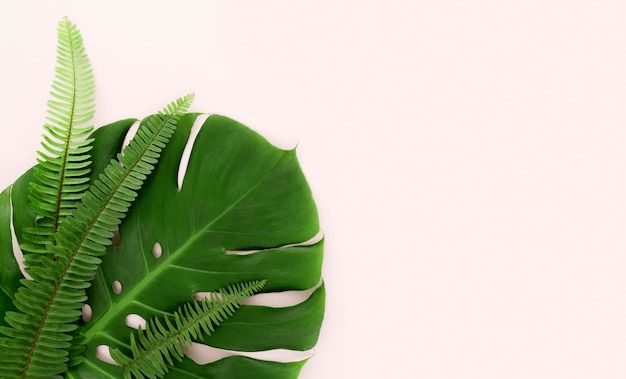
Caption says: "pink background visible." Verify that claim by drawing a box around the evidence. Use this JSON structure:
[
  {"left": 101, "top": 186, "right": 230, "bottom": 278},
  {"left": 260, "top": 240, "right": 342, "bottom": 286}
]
[{"left": 2, "top": 1, "right": 626, "bottom": 378}]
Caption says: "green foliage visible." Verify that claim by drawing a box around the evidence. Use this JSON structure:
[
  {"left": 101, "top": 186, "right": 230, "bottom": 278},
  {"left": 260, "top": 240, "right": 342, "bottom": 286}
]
[
  {"left": 0, "top": 16, "right": 323, "bottom": 379},
  {"left": 112, "top": 280, "right": 266, "bottom": 379},
  {"left": 0, "top": 94, "right": 194, "bottom": 378},
  {"left": 65, "top": 114, "right": 324, "bottom": 379},
  {"left": 22, "top": 17, "right": 95, "bottom": 257}
]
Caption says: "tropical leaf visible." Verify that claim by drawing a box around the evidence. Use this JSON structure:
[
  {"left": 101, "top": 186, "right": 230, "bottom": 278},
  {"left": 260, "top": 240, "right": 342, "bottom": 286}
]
[
  {"left": 1, "top": 113, "right": 324, "bottom": 378},
  {"left": 73, "top": 113, "right": 324, "bottom": 378},
  {"left": 0, "top": 95, "right": 194, "bottom": 378},
  {"left": 22, "top": 17, "right": 95, "bottom": 257}
]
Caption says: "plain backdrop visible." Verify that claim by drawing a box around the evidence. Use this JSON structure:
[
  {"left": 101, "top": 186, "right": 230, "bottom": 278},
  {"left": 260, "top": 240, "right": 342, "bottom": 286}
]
[{"left": 2, "top": 1, "right": 626, "bottom": 378}]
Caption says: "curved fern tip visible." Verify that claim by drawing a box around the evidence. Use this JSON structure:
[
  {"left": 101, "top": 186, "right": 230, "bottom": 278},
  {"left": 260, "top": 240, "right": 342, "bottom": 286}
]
[
  {"left": 60, "top": 16, "right": 73, "bottom": 27},
  {"left": 183, "top": 92, "right": 195, "bottom": 104}
]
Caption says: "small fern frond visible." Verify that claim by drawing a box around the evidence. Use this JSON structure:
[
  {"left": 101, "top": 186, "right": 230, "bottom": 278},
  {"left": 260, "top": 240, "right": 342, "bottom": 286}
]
[
  {"left": 0, "top": 94, "right": 194, "bottom": 379},
  {"left": 22, "top": 17, "right": 95, "bottom": 256},
  {"left": 111, "top": 280, "right": 267, "bottom": 379}
]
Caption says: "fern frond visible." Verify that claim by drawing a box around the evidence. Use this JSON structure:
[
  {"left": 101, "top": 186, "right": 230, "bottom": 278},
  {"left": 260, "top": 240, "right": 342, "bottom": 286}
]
[
  {"left": 22, "top": 17, "right": 95, "bottom": 256},
  {"left": 0, "top": 94, "right": 195, "bottom": 378},
  {"left": 111, "top": 280, "right": 267, "bottom": 379}
]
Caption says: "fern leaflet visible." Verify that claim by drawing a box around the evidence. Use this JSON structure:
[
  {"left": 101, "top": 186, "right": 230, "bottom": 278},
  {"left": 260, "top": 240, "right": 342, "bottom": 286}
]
[
  {"left": 112, "top": 280, "right": 266, "bottom": 379},
  {"left": 0, "top": 94, "right": 194, "bottom": 378},
  {"left": 22, "top": 17, "right": 95, "bottom": 257}
]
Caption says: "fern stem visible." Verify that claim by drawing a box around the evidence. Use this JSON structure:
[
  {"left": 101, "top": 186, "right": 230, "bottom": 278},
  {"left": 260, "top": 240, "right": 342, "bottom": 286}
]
[
  {"left": 21, "top": 274, "right": 63, "bottom": 378},
  {"left": 52, "top": 19, "right": 79, "bottom": 238}
]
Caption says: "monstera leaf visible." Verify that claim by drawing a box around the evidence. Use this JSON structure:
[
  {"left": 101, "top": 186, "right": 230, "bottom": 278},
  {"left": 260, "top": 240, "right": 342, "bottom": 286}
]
[{"left": 2, "top": 113, "right": 324, "bottom": 378}]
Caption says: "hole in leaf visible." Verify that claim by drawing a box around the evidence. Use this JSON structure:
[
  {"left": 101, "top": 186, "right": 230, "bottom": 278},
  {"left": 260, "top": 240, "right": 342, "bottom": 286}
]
[
  {"left": 95, "top": 345, "right": 117, "bottom": 365},
  {"left": 178, "top": 113, "right": 210, "bottom": 190},
  {"left": 112, "top": 280, "right": 122, "bottom": 294},
  {"left": 193, "top": 280, "right": 321, "bottom": 308},
  {"left": 184, "top": 343, "right": 315, "bottom": 365},
  {"left": 9, "top": 190, "right": 31, "bottom": 280},
  {"left": 125, "top": 314, "right": 147, "bottom": 330},
  {"left": 112, "top": 230, "right": 121, "bottom": 247},
  {"left": 120, "top": 120, "right": 141, "bottom": 155},
  {"left": 152, "top": 242, "right": 162, "bottom": 258},
  {"left": 225, "top": 230, "right": 324, "bottom": 256},
  {"left": 82, "top": 304, "right": 92, "bottom": 322}
]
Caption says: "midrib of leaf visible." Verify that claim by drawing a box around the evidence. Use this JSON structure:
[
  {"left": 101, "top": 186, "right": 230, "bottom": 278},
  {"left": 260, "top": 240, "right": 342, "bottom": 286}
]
[
  {"left": 66, "top": 359, "right": 112, "bottom": 378},
  {"left": 0, "top": 283, "right": 13, "bottom": 302},
  {"left": 21, "top": 110, "right": 181, "bottom": 378},
  {"left": 52, "top": 19, "right": 78, "bottom": 236},
  {"left": 81, "top": 152, "right": 289, "bottom": 342}
]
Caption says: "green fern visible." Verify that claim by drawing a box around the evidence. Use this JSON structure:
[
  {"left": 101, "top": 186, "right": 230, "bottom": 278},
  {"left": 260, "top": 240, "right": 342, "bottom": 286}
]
[
  {"left": 1, "top": 17, "right": 278, "bottom": 379},
  {"left": 111, "top": 280, "right": 267, "bottom": 379},
  {"left": 22, "top": 17, "right": 95, "bottom": 257},
  {"left": 0, "top": 94, "right": 194, "bottom": 378}
]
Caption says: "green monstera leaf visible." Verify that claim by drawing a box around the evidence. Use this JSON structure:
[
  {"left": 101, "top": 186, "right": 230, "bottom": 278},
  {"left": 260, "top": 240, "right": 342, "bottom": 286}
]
[{"left": 1, "top": 113, "right": 324, "bottom": 378}]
